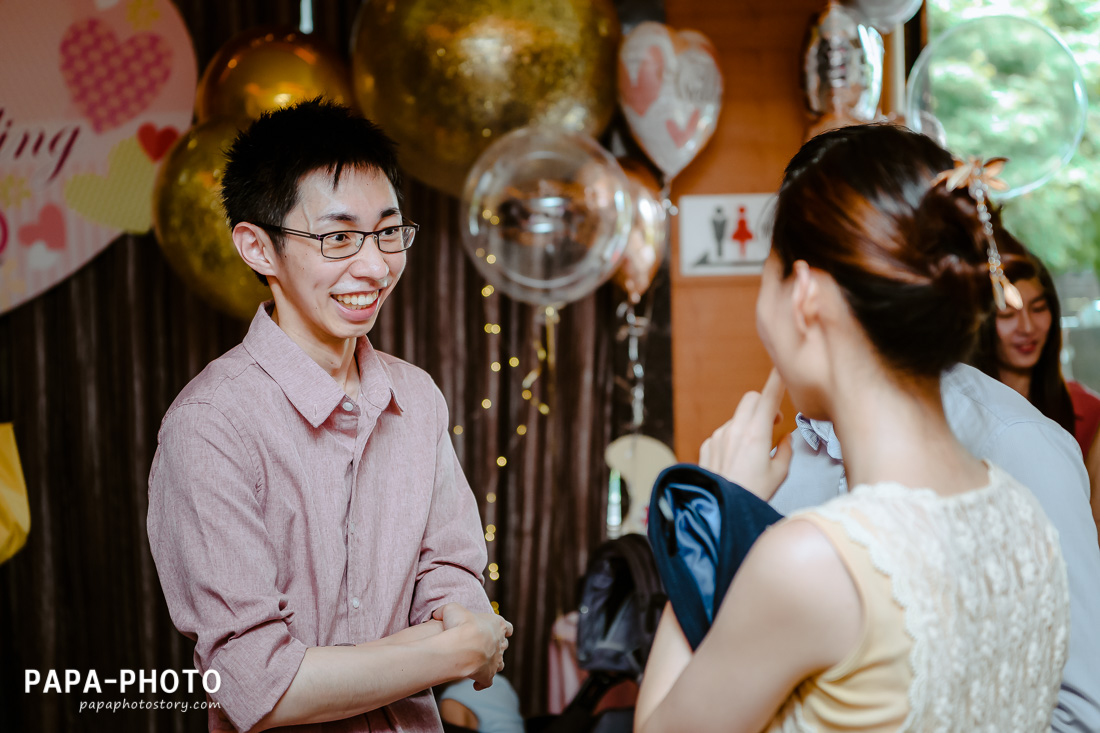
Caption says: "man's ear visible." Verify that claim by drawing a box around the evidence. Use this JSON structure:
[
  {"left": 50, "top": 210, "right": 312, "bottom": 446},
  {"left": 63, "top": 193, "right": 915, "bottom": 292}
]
[
  {"left": 232, "top": 223, "right": 277, "bottom": 280},
  {"left": 791, "top": 260, "right": 820, "bottom": 334}
]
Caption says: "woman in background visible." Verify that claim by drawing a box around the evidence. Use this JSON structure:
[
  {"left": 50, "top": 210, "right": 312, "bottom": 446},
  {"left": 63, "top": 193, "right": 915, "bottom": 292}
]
[
  {"left": 969, "top": 235, "right": 1100, "bottom": 546},
  {"left": 633, "top": 124, "right": 1070, "bottom": 733}
]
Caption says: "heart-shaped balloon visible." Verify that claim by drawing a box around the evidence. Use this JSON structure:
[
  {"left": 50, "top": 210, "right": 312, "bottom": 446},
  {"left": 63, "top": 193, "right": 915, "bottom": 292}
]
[
  {"left": 0, "top": 0, "right": 195, "bottom": 315},
  {"left": 612, "top": 158, "right": 667, "bottom": 304},
  {"left": 617, "top": 22, "right": 723, "bottom": 180}
]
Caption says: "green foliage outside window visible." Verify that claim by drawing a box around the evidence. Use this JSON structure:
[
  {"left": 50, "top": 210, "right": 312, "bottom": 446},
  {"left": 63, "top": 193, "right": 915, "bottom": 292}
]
[{"left": 927, "top": 0, "right": 1100, "bottom": 275}]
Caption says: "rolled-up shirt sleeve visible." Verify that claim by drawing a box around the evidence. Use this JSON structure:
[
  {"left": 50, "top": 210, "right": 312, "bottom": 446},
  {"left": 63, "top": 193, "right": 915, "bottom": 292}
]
[
  {"left": 148, "top": 401, "right": 307, "bottom": 732},
  {"left": 409, "top": 389, "right": 493, "bottom": 624}
]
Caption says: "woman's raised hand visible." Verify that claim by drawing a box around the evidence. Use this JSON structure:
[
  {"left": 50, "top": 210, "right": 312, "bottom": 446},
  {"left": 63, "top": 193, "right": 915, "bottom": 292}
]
[{"left": 699, "top": 368, "right": 793, "bottom": 501}]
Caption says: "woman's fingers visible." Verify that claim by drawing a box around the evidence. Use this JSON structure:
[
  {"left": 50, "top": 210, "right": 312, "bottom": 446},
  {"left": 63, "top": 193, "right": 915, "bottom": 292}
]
[
  {"left": 730, "top": 390, "right": 760, "bottom": 432},
  {"left": 771, "top": 433, "right": 793, "bottom": 481},
  {"left": 698, "top": 369, "right": 788, "bottom": 493},
  {"left": 758, "top": 368, "right": 786, "bottom": 421}
]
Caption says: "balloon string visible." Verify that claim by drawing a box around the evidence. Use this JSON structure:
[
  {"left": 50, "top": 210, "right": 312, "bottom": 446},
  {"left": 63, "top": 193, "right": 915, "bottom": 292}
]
[
  {"left": 659, "top": 177, "right": 677, "bottom": 217},
  {"left": 888, "top": 21, "right": 906, "bottom": 115},
  {"left": 299, "top": 0, "right": 314, "bottom": 34},
  {"left": 615, "top": 292, "right": 654, "bottom": 433},
  {"left": 544, "top": 306, "right": 558, "bottom": 410},
  {"left": 626, "top": 304, "right": 644, "bottom": 431},
  {"left": 611, "top": 173, "right": 670, "bottom": 433}
]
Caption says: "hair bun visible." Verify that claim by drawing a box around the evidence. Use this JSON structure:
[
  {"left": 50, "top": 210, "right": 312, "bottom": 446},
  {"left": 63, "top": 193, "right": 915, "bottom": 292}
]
[
  {"left": 772, "top": 125, "right": 1006, "bottom": 377},
  {"left": 913, "top": 181, "right": 995, "bottom": 319}
]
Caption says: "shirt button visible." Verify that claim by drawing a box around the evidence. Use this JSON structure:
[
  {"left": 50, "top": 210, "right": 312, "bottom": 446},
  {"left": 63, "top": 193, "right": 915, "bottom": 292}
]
[
  {"left": 351, "top": 597, "right": 360, "bottom": 609},
  {"left": 342, "top": 401, "right": 354, "bottom": 412},
  {"left": 349, "top": 522, "right": 356, "bottom": 534}
]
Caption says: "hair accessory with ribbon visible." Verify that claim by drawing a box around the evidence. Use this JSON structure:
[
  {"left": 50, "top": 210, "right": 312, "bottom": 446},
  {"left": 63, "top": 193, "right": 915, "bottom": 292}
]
[{"left": 931, "top": 156, "right": 1022, "bottom": 311}]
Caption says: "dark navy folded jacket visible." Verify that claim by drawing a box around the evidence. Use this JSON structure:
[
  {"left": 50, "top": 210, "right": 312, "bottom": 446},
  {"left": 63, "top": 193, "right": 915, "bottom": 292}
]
[{"left": 646, "top": 463, "right": 784, "bottom": 650}]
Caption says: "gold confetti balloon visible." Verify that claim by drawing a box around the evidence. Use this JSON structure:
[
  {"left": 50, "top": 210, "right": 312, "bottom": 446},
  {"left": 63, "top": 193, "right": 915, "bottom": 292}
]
[
  {"left": 196, "top": 26, "right": 353, "bottom": 123},
  {"left": 351, "top": 0, "right": 621, "bottom": 197},
  {"left": 153, "top": 119, "right": 270, "bottom": 321}
]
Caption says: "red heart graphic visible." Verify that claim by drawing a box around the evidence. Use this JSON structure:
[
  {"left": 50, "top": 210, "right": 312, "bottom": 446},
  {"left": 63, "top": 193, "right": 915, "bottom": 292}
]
[
  {"left": 0, "top": 210, "right": 8, "bottom": 259},
  {"left": 138, "top": 123, "right": 180, "bottom": 162},
  {"left": 18, "top": 204, "right": 67, "bottom": 251},
  {"left": 666, "top": 108, "right": 701, "bottom": 149},
  {"left": 619, "top": 45, "right": 664, "bottom": 118},
  {"left": 59, "top": 19, "right": 172, "bottom": 133}
]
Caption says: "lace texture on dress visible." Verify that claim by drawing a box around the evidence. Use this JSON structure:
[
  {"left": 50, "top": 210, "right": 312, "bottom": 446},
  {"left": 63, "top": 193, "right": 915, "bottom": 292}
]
[{"left": 774, "top": 464, "right": 1069, "bottom": 732}]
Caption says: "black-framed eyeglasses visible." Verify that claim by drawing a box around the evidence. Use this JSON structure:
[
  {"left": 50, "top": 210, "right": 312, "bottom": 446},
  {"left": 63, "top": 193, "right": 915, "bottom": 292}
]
[{"left": 260, "top": 222, "right": 419, "bottom": 259}]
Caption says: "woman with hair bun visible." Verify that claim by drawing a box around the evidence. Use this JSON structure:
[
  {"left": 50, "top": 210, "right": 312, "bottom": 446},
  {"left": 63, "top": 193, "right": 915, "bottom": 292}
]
[
  {"left": 967, "top": 234, "right": 1100, "bottom": 547},
  {"left": 634, "top": 124, "right": 1069, "bottom": 733}
]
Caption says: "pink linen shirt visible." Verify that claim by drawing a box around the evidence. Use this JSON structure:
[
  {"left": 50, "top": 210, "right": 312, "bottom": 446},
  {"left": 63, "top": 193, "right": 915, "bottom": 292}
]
[{"left": 148, "top": 304, "right": 491, "bottom": 733}]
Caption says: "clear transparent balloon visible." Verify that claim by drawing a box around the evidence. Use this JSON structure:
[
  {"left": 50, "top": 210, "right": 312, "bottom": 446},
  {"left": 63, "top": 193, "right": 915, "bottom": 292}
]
[
  {"left": 841, "top": 0, "right": 922, "bottom": 32},
  {"left": 907, "top": 15, "right": 1087, "bottom": 199},
  {"left": 803, "top": 4, "right": 883, "bottom": 122},
  {"left": 462, "top": 127, "right": 632, "bottom": 307}
]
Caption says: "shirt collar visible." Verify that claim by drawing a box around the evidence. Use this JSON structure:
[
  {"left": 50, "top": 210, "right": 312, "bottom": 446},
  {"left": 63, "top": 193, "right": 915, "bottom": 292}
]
[
  {"left": 355, "top": 335, "right": 405, "bottom": 415},
  {"left": 242, "top": 303, "right": 404, "bottom": 428},
  {"left": 794, "top": 413, "right": 843, "bottom": 461}
]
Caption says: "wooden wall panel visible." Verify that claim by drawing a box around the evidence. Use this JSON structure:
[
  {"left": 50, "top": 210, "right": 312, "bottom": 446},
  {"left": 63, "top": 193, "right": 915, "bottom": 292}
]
[{"left": 667, "top": 0, "right": 825, "bottom": 461}]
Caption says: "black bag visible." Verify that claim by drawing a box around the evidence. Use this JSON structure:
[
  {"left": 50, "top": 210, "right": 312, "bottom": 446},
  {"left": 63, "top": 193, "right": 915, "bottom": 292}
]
[
  {"left": 575, "top": 533, "right": 667, "bottom": 677},
  {"left": 532, "top": 534, "right": 665, "bottom": 733}
]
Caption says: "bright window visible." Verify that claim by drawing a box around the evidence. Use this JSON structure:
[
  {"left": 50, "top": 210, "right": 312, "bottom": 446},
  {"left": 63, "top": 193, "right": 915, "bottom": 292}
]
[{"left": 927, "top": 0, "right": 1100, "bottom": 387}]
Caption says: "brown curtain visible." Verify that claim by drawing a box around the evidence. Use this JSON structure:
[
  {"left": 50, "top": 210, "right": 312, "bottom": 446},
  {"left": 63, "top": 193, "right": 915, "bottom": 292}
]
[{"left": 0, "top": 1, "right": 672, "bottom": 730}]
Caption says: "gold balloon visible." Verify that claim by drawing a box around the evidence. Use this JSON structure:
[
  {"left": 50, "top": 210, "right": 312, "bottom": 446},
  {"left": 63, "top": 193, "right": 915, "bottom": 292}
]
[
  {"left": 153, "top": 120, "right": 270, "bottom": 321},
  {"left": 351, "top": 0, "right": 620, "bottom": 197},
  {"left": 612, "top": 159, "right": 667, "bottom": 304},
  {"left": 196, "top": 26, "right": 353, "bottom": 123}
]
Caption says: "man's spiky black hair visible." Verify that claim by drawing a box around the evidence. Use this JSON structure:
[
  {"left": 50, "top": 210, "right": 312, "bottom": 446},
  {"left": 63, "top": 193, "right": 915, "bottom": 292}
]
[{"left": 220, "top": 98, "right": 403, "bottom": 284}]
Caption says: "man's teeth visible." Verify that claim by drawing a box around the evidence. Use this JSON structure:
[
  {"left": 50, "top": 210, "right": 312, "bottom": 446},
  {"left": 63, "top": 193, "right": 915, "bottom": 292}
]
[{"left": 334, "top": 292, "right": 379, "bottom": 309}]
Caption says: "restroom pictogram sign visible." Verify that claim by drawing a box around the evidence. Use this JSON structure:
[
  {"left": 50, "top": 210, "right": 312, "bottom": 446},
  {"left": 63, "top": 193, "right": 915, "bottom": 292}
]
[{"left": 678, "top": 193, "right": 776, "bottom": 276}]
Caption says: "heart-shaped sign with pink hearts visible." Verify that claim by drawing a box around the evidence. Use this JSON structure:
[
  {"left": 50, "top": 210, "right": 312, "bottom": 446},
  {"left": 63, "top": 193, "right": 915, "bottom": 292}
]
[
  {"left": 618, "top": 22, "right": 724, "bottom": 181},
  {"left": 0, "top": 0, "right": 195, "bottom": 315},
  {"left": 60, "top": 19, "right": 174, "bottom": 134}
]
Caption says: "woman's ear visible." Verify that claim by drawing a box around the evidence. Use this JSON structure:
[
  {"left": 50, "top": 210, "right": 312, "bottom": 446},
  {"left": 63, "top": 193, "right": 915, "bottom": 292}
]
[
  {"left": 233, "top": 223, "right": 277, "bottom": 280},
  {"left": 791, "top": 260, "right": 820, "bottom": 334}
]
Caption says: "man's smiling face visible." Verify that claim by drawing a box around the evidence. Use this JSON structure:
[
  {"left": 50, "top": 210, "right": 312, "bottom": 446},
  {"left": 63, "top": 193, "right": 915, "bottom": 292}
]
[{"left": 266, "top": 166, "right": 407, "bottom": 350}]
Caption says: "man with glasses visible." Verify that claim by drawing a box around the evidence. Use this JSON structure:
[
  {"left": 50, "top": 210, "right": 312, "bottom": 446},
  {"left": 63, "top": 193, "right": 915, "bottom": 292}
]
[{"left": 148, "top": 100, "right": 511, "bottom": 733}]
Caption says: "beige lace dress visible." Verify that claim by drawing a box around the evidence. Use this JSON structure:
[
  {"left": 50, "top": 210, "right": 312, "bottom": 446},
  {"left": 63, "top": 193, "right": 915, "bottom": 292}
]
[{"left": 765, "top": 462, "right": 1070, "bottom": 732}]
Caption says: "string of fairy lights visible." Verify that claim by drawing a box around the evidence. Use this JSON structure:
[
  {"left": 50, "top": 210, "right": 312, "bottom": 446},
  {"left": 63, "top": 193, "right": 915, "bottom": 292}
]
[
  {"left": 450, "top": 283, "right": 556, "bottom": 614},
  {"left": 449, "top": 283, "right": 654, "bottom": 613}
]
